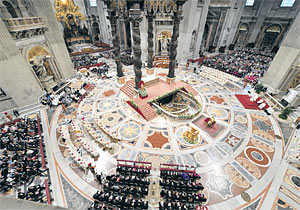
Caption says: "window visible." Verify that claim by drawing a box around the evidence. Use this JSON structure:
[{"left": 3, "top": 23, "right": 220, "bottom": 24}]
[
  {"left": 280, "top": 0, "right": 295, "bottom": 7},
  {"left": 245, "top": 0, "right": 255, "bottom": 6},
  {"left": 89, "top": 0, "right": 97, "bottom": 7}
]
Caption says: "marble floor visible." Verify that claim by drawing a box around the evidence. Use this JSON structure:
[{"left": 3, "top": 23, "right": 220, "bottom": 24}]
[{"left": 37, "top": 58, "right": 300, "bottom": 210}]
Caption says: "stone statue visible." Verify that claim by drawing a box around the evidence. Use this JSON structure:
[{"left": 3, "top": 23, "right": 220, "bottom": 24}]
[
  {"left": 190, "top": 32, "right": 196, "bottom": 51},
  {"left": 32, "top": 56, "right": 52, "bottom": 79},
  {"left": 31, "top": 55, "right": 57, "bottom": 92},
  {"left": 294, "top": 84, "right": 300, "bottom": 92},
  {"left": 160, "top": 36, "right": 169, "bottom": 54}
]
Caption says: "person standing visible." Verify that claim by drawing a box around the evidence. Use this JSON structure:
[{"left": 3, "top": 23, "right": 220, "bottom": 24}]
[
  {"left": 13, "top": 109, "right": 20, "bottom": 117},
  {"left": 4, "top": 112, "right": 13, "bottom": 122}
]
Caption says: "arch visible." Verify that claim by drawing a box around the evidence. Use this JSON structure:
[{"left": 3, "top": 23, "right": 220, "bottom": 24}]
[
  {"left": 92, "top": 21, "right": 100, "bottom": 34},
  {"left": 23, "top": 44, "right": 52, "bottom": 64},
  {"left": 202, "top": 23, "right": 209, "bottom": 47},
  {"left": 92, "top": 21, "right": 100, "bottom": 41},
  {"left": 2, "top": 1, "right": 18, "bottom": 18},
  {"left": 265, "top": 24, "right": 282, "bottom": 33},
  {"left": 234, "top": 22, "right": 250, "bottom": 47},
  {"left": 261, "top": 24, "right": 282, "bottom": 48}
]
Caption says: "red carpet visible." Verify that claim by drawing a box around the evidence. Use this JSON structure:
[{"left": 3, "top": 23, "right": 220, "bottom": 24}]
[{"left": 235, "top": 94, "right": 269, "bottom": 110}]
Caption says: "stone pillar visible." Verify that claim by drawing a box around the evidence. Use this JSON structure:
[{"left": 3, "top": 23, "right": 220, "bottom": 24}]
[
  {"left": 130, "top": 15, "right": 143, "bottom": 89},
  {"left": 213, "top": 10, "right": 227, "bottom": 47},
  {"left": 31, "top": 0, "right": 74, "bottom": 79},
  {"left": 147, "top": 14, "right": 154, "bottom": 68},
  {"left": 194, "top": 0, "right": 210, "bottom": 58},
  {"left": 0, "top": 19, "right": 43, "bottom": 108},
  {"left": 262, "top": 11, "right": 300, "bottom": 92},
  {"left": 97, "top": 0, "right": 111, "bottom": 44},
  {"left": 110, "top": 16, "right": 124, "bottom": 77},
  {"left": 255, "top": 24, "right": 267, "bottom": 48},
  {"left": 205, "top": 23, "right": 214, "bottom": 49},
  {"left": 218, "top": 0, "right": 246, "bottom": 47},
  {"left": 248, "top": 0, "right": 273, "bottom": 43}
]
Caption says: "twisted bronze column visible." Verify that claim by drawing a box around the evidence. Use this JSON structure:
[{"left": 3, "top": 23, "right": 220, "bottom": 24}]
[
  {"left": 147, "top": 14, "right": 154, "bottom": 68},
  {"left": 130, "top": 16, "right": 143, "bottom": 89},
  {"left": 167, "top": 0, "right": 187, "bottom": 78},
  {"left": 168, "top": 14, "right": 181, "bottom": 78},
  {"left": 109, "top": 16, "right": 124, "bottom": 77}
]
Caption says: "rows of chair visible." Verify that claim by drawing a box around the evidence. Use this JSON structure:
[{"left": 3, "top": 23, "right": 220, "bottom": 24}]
[
  {"left": 88, "top": 162, "right": 150, "bottom": 210},
  {"left": 159, "top": 167, "right": 206, "bottom": 210},
  {"left": 0, "top": 116, "right": 52, "bottom": 204}
]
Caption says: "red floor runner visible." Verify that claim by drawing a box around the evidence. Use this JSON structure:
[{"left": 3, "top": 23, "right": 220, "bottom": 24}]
[{"left": 235, "top": 94, "right": 269, "bottom": 110}]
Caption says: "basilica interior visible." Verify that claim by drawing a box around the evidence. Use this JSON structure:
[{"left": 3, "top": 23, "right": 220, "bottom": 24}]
[{"left": 0, "top": 0, "right": 300, "bottom": 210}]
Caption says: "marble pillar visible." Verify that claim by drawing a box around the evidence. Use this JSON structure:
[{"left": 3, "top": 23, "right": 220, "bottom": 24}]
[
  {"left": 147, "top": 14, "right": 154, "bottom": 68},
  {"left": 262, "top": 11, "right": 300, "bottom": 92},
  {"left": 130, "top": 16, "right": 143, "bottom": 89},
  {"left": 32, "top": 0, "right": 74, "bottom": 79},
  {"left": 218, "top": 0, "right": 246, "bottom": 47},
  {"left": 248, "top": 0, "right": 273, "bottom": 43},
  {"left": 194, "top": 0, "right": 210, "bottom": 59},
  {"left": 0, "top": 19, "right": 43, "bottom": 108},
  {"left": 97, "top": 0, "right": 112, "bottom": 44},
  {"left": 205, "top": 23, "right": 214, "bottom": 49}
]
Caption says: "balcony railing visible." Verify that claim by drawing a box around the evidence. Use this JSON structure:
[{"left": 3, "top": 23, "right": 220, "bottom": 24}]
[
  {"left": 210, "top": 0, "right": 230, "bottom": 6},
  {"left": 3, "top": 17, "right": 46, "bottom": 32},
  {"left": 2, "top": 17, "right": 47, "bottom": 40}
]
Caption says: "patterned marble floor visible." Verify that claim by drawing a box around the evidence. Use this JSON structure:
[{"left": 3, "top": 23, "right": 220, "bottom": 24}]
[{"left": 42, "top": 58, "right": 300, "bottom": 210}]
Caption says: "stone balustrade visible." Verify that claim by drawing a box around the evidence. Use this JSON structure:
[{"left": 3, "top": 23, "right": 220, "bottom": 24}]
[{"left": 3, "top": 17, "right": 47, "bottom": 40}]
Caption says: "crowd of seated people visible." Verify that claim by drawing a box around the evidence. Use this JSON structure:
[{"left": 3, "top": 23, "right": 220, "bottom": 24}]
[
  {"left": 91, "top": 63, "right": 110, "bottom": 78},
  {"left": 17, "top": 184, "right": 48, "bottom": 203},
  {"left": 72, "top": 54, "right": 101, "bottom": 68},
  {"left": 159, "top": 169, "right": 206, "bottom": 210},
  {"left": 201, "top": 48, "right": 274, "bottom": 78},
  {"left": 40, "top": 85, "right": 83, "bottom": 108},
  {"left": 0, "top": 117, "right": 51, "bottom": 204},
  {"left": 120, "top": 52, "right": 134, "bottom": 66},
  {"left": 89, "top": 164, "right": 150, "bottom": 210},
  {"left": 72, "top": 51, "right": 115, "bottom": 69}
]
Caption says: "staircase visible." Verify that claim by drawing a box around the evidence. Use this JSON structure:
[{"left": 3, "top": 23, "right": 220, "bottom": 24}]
[
  {"left": 139, "top": 103, "right": 157, "bottom": 121},
  {"left": 120, "top": 80, "right": 135, "bottom": 98},
  {"left": 183, "top": 85, "right": 198, "bottom": 96}
]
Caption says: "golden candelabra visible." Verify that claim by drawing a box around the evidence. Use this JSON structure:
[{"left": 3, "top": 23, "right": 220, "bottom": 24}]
[{"left": 54, "top": 0, "right": 86, "bottom": 29}]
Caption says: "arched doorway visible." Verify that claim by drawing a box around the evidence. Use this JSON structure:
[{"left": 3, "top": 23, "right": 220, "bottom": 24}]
[
  {"left": 235, "top": 23, "right": 249, "bottom": 47},
  {"left": 261, "top": 24, "right": 282, "bottom": 48},
  {"left": 3, "top": 1, "right": 18, "bottom": 18},
  {"left": 92, "top": 22, "right": 100, "bottom": 41},
  {"left": 202, "top": 24, "right": 209, "bottom": 50}
]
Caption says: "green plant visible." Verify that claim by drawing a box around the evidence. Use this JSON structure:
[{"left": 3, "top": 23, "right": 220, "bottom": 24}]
[
  {"left": 255, "top": 84, "right": 264, "bottom": 94},
  {"left": 130, "top": 101, "right": 138, "bottom": 109},
  {"left": 278, "top": 107, "right": 294, "bottom": 120},
  {"left": 156, "top": 108, "right": 162, "bottom": 115}
]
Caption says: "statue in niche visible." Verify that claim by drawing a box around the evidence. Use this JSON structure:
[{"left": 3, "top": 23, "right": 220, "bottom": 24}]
[
  {"left": 190, "top": 31, "right": 197, "bottom": 51},
  {"left": 31, "top": 55, "right": 53, "bottom": 80},
  {"left": 160, "top": 36, "right": 170, "bottom": 54},
  {"left": 30, "top": 55, "right": 57, "bottom": 92}
]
